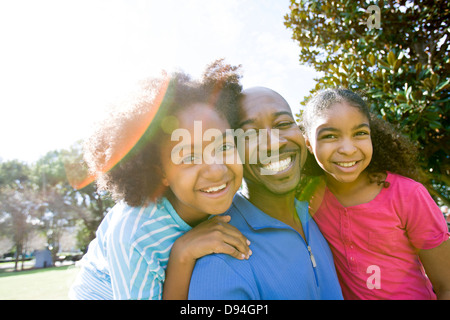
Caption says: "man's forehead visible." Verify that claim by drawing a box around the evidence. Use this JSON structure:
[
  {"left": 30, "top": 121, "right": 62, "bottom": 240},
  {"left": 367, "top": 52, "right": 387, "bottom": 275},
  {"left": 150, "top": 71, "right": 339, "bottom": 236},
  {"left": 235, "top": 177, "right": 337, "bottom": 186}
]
[
  {"left": 242, "top": 86, "right": 281, "bottom": 100},
  {"left": 240, "top": 87, "right": 292, "bottom": 117}
]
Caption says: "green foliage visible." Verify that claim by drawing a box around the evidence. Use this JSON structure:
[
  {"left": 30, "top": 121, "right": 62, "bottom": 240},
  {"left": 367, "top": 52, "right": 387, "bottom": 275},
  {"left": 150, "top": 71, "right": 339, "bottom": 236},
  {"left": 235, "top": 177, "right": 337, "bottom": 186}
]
[
  {"left": 0, "top": 160, "right": 31, "bottom": 189},
  {"left": 0, "top": 142, "right": 114, "bottom": 262},
  {"left": 285, "top": 0, "right": 449, "bottom": 205}
]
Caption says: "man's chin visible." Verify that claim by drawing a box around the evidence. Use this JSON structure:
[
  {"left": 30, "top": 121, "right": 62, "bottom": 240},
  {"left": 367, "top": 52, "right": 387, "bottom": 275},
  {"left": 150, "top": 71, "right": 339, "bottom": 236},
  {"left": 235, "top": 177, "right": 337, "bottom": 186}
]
[
  {"left": 263, "top": 180, "right": 300, "bottom": 196},
  {"left": 245, "top": 169, "right": 301, "bottom": 196}
]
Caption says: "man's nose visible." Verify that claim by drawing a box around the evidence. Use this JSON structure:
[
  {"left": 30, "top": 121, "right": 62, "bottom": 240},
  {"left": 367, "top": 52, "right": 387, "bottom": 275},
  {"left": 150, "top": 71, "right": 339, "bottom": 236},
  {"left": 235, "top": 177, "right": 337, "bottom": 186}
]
[{"left": 259, "top": 129, "right": 287, "bottom": 156}]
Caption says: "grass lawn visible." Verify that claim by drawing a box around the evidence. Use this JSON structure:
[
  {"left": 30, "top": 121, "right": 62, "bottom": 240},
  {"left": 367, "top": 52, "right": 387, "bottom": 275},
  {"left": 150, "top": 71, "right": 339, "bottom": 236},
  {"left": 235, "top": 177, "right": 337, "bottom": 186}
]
[{"left": 0, "top": 265, "right": 79, "bottom": 300}]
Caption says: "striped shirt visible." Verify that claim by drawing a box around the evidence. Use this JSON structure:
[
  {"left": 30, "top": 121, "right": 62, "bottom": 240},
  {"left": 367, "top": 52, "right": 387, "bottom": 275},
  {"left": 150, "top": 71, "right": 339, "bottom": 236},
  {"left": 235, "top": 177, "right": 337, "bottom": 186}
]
[{"left": 69, "top": 198, "right": 192, "bottom": 300}]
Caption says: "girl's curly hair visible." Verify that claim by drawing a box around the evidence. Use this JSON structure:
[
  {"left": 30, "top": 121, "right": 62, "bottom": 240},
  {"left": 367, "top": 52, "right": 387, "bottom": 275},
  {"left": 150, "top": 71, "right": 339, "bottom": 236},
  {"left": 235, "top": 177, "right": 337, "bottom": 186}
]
[
  {"left": 84, "top": 59, "right": 242, "bottom": 207},
  {"left": 300, "top": 88, "right": 421, "bottom": 183}
]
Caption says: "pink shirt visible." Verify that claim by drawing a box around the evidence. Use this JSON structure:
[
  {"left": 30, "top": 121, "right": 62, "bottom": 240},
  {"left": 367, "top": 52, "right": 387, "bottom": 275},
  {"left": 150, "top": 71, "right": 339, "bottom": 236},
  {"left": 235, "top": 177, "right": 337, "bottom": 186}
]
[{"left": 313, "top": 172, "right": 449, "bottom": 300}]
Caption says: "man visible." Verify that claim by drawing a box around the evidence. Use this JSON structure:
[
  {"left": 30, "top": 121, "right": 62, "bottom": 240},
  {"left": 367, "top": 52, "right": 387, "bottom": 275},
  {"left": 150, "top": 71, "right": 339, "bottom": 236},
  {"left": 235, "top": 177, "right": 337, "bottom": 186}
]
[{"left": 188, "top": 87, "right": 343, "bottom": 299}]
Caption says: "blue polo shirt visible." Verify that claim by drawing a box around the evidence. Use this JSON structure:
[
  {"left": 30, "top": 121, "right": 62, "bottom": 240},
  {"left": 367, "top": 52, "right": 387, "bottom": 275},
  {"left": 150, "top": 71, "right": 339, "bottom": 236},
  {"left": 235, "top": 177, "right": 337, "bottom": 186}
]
[{"left": 188, "top": 192, "right": 343, "bottom": 300}]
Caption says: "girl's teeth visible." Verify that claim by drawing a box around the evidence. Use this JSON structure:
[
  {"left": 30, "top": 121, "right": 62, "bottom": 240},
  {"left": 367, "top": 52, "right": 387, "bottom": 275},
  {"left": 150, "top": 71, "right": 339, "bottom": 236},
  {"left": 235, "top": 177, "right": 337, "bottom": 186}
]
[
  {"left": 262, "top": 156, "right": 292, "bottom": 172},
  {"left": 336, "top": 161, "right": 357, "bottom": 167},
  {"left": 202, "top": 183, "right": 226, "bottom": 193}
]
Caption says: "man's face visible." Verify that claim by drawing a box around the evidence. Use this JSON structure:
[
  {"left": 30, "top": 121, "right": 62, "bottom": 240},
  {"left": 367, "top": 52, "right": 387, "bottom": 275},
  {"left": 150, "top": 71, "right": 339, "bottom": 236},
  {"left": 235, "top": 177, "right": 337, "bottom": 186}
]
[{"left": 238, "top": 87, "right": 306, "bottom": 195}]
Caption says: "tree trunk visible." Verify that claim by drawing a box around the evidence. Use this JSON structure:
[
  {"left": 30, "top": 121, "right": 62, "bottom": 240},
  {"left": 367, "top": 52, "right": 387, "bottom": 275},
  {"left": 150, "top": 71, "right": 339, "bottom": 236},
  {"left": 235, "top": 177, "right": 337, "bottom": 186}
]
[{"left": 14, "top": 243, "right": 22, "bottom": 272}]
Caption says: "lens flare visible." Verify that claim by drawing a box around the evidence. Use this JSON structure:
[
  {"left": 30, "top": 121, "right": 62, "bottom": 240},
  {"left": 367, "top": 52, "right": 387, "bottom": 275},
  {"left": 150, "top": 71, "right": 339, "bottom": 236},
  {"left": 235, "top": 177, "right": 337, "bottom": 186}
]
[{"left": 66, "top": 77, "right": 171, "bottom": 190}]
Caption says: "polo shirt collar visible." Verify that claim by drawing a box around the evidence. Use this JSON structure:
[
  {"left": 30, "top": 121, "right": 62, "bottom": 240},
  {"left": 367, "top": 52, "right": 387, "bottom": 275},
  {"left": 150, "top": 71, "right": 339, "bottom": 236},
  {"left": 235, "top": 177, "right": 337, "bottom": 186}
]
[{"left": 233, "top": 192, "right": 310, "bottom": 231}]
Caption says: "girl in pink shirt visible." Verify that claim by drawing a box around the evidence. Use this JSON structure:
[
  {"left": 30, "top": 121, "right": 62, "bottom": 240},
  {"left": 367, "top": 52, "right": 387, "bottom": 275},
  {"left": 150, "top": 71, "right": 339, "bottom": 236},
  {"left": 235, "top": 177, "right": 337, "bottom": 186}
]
[{"left": 299, "top": 88, "right": 450, "bottom": 300}]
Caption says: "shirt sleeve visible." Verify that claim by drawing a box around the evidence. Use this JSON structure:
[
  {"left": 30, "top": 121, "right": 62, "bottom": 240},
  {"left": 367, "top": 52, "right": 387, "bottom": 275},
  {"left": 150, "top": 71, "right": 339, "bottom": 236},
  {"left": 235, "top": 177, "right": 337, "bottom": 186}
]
[
  {"left": 402, "top": 183, "right": 450, "bottom": 250},
  {"left": 188, "top": 255, "right": 258, "bottom": 300},
  {"left": 107, "top": 225, "right": 165, "bottom": 300}
]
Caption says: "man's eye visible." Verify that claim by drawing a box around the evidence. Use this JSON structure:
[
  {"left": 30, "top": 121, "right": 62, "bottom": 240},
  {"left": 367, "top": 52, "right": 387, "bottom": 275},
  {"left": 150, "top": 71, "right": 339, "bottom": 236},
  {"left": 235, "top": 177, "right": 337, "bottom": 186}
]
[
  {"left": 218, "top": 143, "right": 236, "bottom": 152},
  {"left": 275, "top": 121, "right": 294, "bottom": 128}
]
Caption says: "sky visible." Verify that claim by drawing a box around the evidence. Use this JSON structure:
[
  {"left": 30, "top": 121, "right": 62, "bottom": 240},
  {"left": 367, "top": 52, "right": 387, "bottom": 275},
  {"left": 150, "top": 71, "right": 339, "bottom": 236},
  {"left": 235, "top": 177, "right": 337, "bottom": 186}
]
[{"left": 0, "top": 0, "right": 319, "bottom": 164}]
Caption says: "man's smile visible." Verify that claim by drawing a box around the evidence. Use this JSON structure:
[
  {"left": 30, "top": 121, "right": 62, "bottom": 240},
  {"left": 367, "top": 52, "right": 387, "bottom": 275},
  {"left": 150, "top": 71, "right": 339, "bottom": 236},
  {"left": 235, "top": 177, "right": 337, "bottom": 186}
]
[
  {"left": 255, "top": 148, "right": 300, "bottom": 176},
  {"left": 261, "top": 155, "right": 293, "bottom": 173}
]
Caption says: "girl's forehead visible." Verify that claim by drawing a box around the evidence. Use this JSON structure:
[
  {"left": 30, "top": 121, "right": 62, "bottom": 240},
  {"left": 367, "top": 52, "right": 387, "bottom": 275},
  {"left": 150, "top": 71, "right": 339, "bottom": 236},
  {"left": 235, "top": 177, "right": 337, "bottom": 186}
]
[
  {"left": 159, "top": 104, "right": 233, "bottom": 159},
  {"left": 318, "top": 102, "right": 367, "bottom": 118},
  {"left": 173, "top": 103, "right": 229, "bottom": 132},
  {"left": 310, "top": 102, "right": 370, "bottom": 128}
]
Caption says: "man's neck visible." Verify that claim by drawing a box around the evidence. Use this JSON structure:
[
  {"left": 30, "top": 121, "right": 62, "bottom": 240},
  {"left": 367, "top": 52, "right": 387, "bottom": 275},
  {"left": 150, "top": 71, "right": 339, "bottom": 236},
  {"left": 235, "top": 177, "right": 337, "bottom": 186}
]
[{"left": 242, "top": 181, "right": 297, "bottom": 221}]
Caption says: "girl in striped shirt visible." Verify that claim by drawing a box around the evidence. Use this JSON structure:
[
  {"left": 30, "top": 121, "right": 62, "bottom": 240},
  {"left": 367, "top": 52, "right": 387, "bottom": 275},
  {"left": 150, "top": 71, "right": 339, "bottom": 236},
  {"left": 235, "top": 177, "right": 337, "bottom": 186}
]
[{"left": 69, "top": 60, "right": 250, "bottom": 300}]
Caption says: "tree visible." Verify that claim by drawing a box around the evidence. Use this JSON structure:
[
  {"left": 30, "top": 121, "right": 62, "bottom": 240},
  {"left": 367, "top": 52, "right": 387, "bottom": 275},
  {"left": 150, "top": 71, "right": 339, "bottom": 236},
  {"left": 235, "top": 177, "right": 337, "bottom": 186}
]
[
  {"left": 32, "top": 151, "right": 78, "bottom": 263},
  {"left": 32, "top": 145, "right": 114, "bottom": 257},
  {"left": 0, "top": 144, "right": 114, "bottom": 266},
  {"left": 0, "top": 160, "right": 43, "bottom": 270},
  {"left": 71, "top": 182, "right": 114, "bottom": 252},
  {"left": 285, "top": 0, "right": 449, "bottom": 205},
  {"left": 0, "top": 160, "right": 31, "bottom": 188},
  {"left": 58, "top": 142, "right": 114, "bottom": 251}
]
